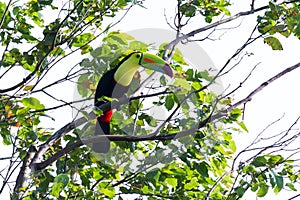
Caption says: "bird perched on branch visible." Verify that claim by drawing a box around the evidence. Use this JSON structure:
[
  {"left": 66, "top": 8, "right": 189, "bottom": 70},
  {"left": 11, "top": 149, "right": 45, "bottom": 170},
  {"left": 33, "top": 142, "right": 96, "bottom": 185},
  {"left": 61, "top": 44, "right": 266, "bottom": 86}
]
[{"left": 93, "top": 51, "right": 173, "bottom": 153}]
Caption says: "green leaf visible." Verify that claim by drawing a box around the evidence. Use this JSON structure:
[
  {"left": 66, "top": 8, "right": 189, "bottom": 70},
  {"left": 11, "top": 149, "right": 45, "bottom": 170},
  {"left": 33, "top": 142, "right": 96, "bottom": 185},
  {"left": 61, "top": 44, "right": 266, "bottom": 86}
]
[
  {"left": 110, "top": 35, "right": 128, "bottom": 45},
  {"left": 235, "top": 186, "right": 246, "bottom": 197},
  {"left": 91, "top": 45, "right": 111, "bottom": 58},
  {"left": 172, "top": 48, "right": 187, "bottom": 65},
  {"left": 16, "top": 107, "right": 30, "bottom": 115},
  {"left": 197, "top": 70, "right": 213, "bottom": 82},
  {"left": 165, "top": 94, "right": 175, "bottom": 111},
  {"left": 109, "top": 31, "right": 135, "bottom": 40},
  {"left": 77, "top": 73, "right": 91, "bottom": 97},
  {"left": 51, "top": 174, "right": 69, "bottom": 197},
  {"left": 100, "top": 188, "right": 115, "bottom": 198},
  {"left": 54, "top": 174, "right": 69, "bottom": 186},
  {"left": 194, "top": 162, "right": 209, "bottom": 177},
  {"left": 27, "top": 131, "right": 38, "bottom": 141},
  {"left": 180, "top": 4, "right": 196, "bottom": 17},
  {"left": 264, "top": 36, "right": 283, "bottom": 50},
  {"left": 71, "top": 33, "right": 95, "bottom": 47},
  {"left": 2, "top": 52, "right": 15, "bottom": 66},
  {"left": 13, "top": 6, "right": 20, "bottom": 15},
  {"left": 205, "top": 15, "right": 213, "bottom": 23},
  {"left": 174, "top": 78, "right": 191, "bottom": 91},
  {"left": 147, "top": 115, "right": 157, "bottom": 127},
  {"left": 141, "top": 185, "right": 149, "bottom": 194},
  {"left": 93, "top": 108, "right": 103, "bottom": 116},
  {"left": 1, "top": 133, "right": 12, "bottom": 145},
  {"left": 146, "top": 169, "right": 161, "bottom": 185},
  {"left": 229, "top": 108, "right": 242, "bottom": 120},
  {"left": 160, "top": 75, "right": 167, "bottom": 86},
  {"left": 23, "top": 85, "right": 34, "bottom": 91},
  {"left": 268, "top": 155, "right": 283, "bottom": 165},
  {"left": 129, "top": 41, "right": 148, "bottom": 51},
  {"left": 52, "top": 45, "right": 65, "bottom": 57},
  {"left": 80, "top": 44, "right": 92, "bottom": 54},
  {"left": 286, "top": 183, "right": 297, "bottom": 191},
  {"left": 251, "top": 183, "right": 259, "bottom": 192},
  {"left": 165, "top": 178, "right": 178, "bottom": 188},
  {"left": 139, "top": 113, "right": 157, "bottom": 127},
  {"left": 184, "top": 177, "right": 199, "bottom": 190},
  {"left": 21, "top": 97, "right": 45, "bottom": 110},
  {"left": 257, "top": 183, "right": 268, "bottom": 197},
  {"left": 237, "top": 121, "right": 248, "bottom": 132},
  {"left": 51, "top": 183, "right": 61, "bottom": 197},
  {"left": 219, "top": 6, "right": 231, "bottom": 16},
  {"left": 294, "top": 22, "right": 300, "bottom": 38},
  {"left": 274, "top": 175, "right": 284, "bottom": 193},
  {"left": 252, "top": 156, "right": 267, "bottom": 167}
]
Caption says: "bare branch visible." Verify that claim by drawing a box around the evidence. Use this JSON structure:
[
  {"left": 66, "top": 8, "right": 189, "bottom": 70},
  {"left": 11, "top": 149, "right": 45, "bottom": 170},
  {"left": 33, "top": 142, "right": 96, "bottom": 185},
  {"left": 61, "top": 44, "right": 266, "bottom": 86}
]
[
  {"left": 250, "top": 0, "right": 256, "bottom": 11},
  {"left": 222, "top": 62, "right": 260, "bottom": 98},
  {"left": 232, "top": 114, "right": 285, "bottom": 170},
  {"left": 289, "top": 194, "right": 300, "bottom": 200},
  {"left": 228, "top": 61, "right": 300, "bottom": 112}
]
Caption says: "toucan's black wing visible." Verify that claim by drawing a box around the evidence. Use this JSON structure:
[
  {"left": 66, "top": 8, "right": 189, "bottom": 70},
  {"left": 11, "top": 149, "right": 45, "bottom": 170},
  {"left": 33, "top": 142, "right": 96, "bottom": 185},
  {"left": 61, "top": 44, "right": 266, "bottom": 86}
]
[{"left": 93, "top": 67, "right": 129, "bottom": 153}]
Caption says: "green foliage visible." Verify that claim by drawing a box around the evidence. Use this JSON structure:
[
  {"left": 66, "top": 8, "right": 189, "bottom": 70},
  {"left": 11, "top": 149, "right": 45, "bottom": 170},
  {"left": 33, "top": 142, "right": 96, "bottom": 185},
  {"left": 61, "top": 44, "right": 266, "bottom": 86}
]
[
  {"left": 21, "top": 97, "right": 45, "bottom": 110},
  {"left": 258, "top": 1, "right": 300, "bottom": 49},
  {"left": 51, "top": 174, "right": 69, "bottom": 197},
  {"left": 179, "top": 0, "right": 231, "bottom": 23},
  {"left": 264, "top": 36, "right": 283, "bottom": 50},
  {"left": 1, "top": 0, "right": 300, "bottom": 199}
]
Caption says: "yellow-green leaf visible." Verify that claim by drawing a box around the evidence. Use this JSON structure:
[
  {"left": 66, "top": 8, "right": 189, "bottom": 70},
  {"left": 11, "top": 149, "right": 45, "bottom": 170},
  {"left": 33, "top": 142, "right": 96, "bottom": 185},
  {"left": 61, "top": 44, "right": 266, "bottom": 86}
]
[
  {"left": 264, "top": 36, "right": 283, "bottom": 50},
  {"left": 23, "top": 85, "right": 34, "bottom": 91},
  {"left": 257, "top": 183, "right": 268, "bottom": 197},
  {"left": 100, "top": 188, "right": 115, "bottom": 198},
  {"left": 174, "top": 78, "right": 191, "bottom": 91},
  {"left": 165, "top": 178, "right": 178, "bottom": 188},
  {"left": 21, "top": 97, "right": 45, "bottom": 110}
]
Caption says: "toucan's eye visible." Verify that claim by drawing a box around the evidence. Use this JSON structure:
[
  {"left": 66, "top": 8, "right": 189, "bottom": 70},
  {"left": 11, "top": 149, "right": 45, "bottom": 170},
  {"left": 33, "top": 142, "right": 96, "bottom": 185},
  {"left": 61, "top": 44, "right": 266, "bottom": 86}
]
[{"left": 136, "top": 53, "right": 141, "bottom": 58}]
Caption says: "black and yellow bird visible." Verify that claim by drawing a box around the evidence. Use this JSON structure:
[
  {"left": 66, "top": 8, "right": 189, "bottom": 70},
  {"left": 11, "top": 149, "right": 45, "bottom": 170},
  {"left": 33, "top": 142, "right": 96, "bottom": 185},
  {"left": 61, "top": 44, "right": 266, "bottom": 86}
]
[{"left": 93, "top": 51, "right": 173, "bottom": 153}]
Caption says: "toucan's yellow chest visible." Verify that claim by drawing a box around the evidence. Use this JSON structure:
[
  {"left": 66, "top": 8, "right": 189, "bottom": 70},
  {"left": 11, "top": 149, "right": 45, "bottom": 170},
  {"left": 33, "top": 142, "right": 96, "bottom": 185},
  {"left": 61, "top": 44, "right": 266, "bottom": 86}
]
[{"left": 113, "top": 58, "right": 140, "bottom": 86}]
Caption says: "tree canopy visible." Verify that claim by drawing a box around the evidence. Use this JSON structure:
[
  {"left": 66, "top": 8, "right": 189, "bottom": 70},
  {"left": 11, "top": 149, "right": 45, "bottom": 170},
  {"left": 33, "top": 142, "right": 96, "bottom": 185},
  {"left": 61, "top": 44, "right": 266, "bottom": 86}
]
[{"left": 1, "top": 0, "right": 300, "bottom": 199}]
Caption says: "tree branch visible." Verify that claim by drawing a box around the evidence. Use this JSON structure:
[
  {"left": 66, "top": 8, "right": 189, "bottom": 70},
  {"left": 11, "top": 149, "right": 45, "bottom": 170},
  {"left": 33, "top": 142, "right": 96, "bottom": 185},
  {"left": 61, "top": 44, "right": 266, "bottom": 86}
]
[
  {"left": 33, "top": 121, "right": 203, "bottom": 170},
  {"left": 162, "top": 0, "right": 298, "bottom": 59},
  {"left": 228, "top": 61, "right": 300, "bottom": 112},
  {"left": 13, "top": 146, "right": 36, "bottom": 197}
]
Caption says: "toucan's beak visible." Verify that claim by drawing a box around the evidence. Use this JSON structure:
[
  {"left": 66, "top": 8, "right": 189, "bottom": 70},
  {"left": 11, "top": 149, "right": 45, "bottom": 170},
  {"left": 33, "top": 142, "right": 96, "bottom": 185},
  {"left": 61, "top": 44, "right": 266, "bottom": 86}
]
[{"left": 140, "top": 53, "right": 173, "bottom": 78}]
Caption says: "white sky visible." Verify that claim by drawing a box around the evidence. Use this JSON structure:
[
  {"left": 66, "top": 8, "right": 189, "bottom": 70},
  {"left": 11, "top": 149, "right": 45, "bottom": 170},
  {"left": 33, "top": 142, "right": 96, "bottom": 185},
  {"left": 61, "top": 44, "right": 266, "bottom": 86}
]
[{"left": 1, "top": 0, "right": 300, "bottom": 199}]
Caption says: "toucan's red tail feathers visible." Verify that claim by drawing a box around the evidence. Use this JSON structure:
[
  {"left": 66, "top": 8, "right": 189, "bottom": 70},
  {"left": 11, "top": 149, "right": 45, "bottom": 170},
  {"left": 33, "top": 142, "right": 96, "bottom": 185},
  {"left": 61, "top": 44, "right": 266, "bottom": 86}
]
[{"left": 99, "top": 109, "right": 113, "bottom": 123}]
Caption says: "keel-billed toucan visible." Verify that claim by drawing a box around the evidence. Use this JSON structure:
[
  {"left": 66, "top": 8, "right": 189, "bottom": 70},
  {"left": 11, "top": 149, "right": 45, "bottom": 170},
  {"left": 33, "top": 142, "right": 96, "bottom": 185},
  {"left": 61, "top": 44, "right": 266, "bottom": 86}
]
[{"left": 93, "top": 51, "right": 173, "bottom": 153}]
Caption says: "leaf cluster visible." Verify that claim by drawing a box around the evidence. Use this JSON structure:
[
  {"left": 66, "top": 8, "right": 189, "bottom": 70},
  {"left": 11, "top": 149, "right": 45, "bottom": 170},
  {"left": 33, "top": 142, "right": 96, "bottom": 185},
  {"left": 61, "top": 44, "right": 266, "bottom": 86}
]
[
  {"left": 258, "top": 1, "right": 300, "bottom": 50},
  {"left": 179, "top": 0, "right": 231, "bottom": 23}
]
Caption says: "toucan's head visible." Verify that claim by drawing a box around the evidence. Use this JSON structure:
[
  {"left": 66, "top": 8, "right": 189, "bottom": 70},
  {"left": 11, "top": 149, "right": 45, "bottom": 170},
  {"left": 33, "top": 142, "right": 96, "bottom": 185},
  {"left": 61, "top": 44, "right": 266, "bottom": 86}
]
[{"left": 114, "top": 52, "right": 173, "bottom": 86}]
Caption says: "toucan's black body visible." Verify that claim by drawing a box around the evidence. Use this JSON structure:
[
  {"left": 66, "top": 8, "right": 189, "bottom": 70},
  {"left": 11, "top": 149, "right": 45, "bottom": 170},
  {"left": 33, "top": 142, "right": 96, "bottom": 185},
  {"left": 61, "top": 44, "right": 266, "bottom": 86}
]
[{"left": 93, "top": 67, "right": 129, "bottom": 153}]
